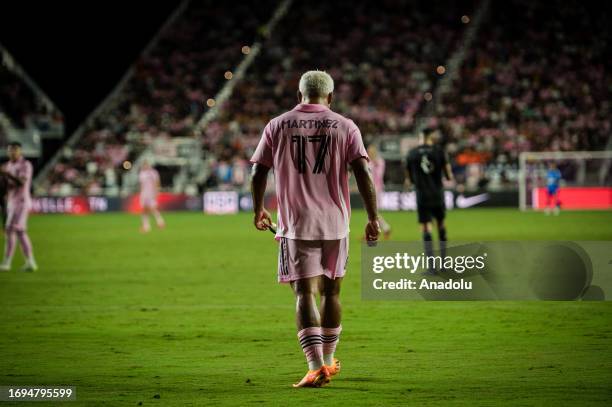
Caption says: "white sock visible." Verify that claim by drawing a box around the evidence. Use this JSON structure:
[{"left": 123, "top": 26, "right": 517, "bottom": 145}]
[
  {"left": 308, "top": 359, "right": 323, "bottom": 371},
  {"left": 153, "top": 211, "right": 165, "bottom": 226},
  {"left": 142, "top": 215, "right": 151, "bottom": 230}
]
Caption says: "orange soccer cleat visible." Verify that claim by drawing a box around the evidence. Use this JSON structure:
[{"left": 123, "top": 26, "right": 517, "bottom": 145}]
[
  {"left": 292, "top": 366, "right": 329, "bottom": 388},
  {"left": 324, "top": 358, "right": 341, "bottom": 383}
]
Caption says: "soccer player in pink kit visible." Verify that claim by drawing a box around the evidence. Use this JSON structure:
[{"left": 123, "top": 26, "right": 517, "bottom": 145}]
[
  {"left": 250, "top": 71, "right": 380, "bottom": 387},
  {"left": 0, "top": 142, "right": 37, "bottom": 271},
  {"left": 139, "top": 160, "right": 165, "bottom": 232},
  {"left": 367, "top": 144, "right": 391, "bottom": 239}
]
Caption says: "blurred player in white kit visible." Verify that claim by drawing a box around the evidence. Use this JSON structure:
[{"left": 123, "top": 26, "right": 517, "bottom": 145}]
[
  {"left": 0, "top": 142, "right": 37, "bottom": 271},
  {"left": 139, "top": 160, "right": 165, "bottom": 232}
]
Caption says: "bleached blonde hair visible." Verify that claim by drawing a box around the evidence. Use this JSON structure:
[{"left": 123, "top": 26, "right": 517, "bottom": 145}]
[{"left": 298, "top": 70, "right": 334, "bottom": 98}]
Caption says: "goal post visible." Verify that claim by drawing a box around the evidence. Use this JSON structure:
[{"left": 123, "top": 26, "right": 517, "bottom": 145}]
[{"left": 518, "top": 151, "right": 612, "bottom": 211}]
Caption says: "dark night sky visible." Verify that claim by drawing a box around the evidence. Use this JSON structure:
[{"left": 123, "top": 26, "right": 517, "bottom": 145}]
[{"left": 0, "top": 1, "right": 181, "bottom": 134}]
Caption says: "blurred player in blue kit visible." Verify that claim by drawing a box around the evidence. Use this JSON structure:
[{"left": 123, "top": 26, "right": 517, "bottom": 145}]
[{"left": 545, "top": 162, "right": 562, "bottom": 215}]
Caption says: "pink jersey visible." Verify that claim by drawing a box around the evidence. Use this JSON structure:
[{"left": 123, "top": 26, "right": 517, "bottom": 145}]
[
  {"left": 139, "top": 168, "right": 160, "bottom": 199},
  {"left": 251, "top": 103, "right": 369, "bottom": 240},
  {"left": 370, "top": 157, "right": 386, "bottom": 194},
  {"left": 4, "top": 157, "right": 33, "bottom": 206}
]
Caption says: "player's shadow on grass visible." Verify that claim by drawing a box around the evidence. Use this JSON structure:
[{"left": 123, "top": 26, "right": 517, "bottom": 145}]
[
  {"left": 329, "top": 376, "right": 389, "bottom": 389},
  {"left": 320, "top": 385, "right": 372, "bottom": 392},
  {"left": 341, "top": 377, "right": 376, "bottom": 382}
]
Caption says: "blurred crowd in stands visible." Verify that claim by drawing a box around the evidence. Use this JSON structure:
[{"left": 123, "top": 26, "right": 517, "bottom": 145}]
[
  {"left": 0, "top": 61, "right": 63, "bottom": 137},
  {"left": 204, "top": 0, "right": 473, "bottom": 189},
  {"left": 432, "top": 0, "right": 611, "bottom": 189},
  {"left": 27, "top": 0, "right": 611, "bottom": 195},
  {"left": 42, "top": 0, "right": 276, "bottom": 195}
]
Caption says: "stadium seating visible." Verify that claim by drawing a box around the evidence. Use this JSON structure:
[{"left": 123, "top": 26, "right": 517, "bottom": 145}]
[
  {"left": 0, "top": 59, "right": 63, "bottom": 139},
  {"left": 40, "top": 0, "right": 277, "bottom": 196},
  {"left": 203, "top": 0, "right": 476, "bottom": 189},
  {"left": 37, "top": 0, "right": 611, "bottom": 194},
  {"left": 0, "top": 65, "right": 37, "bottom": 128},
  {"left": 433, "top": 0, "right": 612, "bottom": 188}
]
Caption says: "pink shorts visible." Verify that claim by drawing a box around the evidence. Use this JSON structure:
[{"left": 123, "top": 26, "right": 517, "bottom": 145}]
[
  {"left": 277, "top": 237, "right": 349, "bottom": 283},
  {"left": 140, "top": 195, "right": 158, "bottom": 209},
  {"left": 6, "top": 203, "right": 30, "bottom": 231}
]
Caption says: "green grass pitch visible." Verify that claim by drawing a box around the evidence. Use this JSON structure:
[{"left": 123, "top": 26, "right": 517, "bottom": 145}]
[{"left": 1, "top": 209, "right": 611, "bottom": 406}]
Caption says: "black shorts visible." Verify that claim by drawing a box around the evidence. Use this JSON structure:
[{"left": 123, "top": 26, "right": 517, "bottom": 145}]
[{"left": 417, "top": 203, "right": 445, "bottom": 224}]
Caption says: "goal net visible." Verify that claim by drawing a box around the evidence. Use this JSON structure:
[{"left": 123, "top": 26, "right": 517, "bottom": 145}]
[{"left": 518, "top": 151, "right": 612, "bottom": 211}]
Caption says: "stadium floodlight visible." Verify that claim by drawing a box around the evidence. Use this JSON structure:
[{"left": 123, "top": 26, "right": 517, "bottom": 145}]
[{"left": 518, "top": 151, "right": 612, "bottom": 211}]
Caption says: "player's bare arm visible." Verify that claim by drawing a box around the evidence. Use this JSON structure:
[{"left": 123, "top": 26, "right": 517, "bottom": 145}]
[
  {"left": 0, "top": 170, "right": 24, "bottom": 187},
  {"left": 250, "top": 163, "right": 272, "bottom": 231},
  {"left": 444, "top": 163, "right": 454, "bottom": 182},
  {"left": 404, "top": 168, "right": 413, "bottom": 189},
  {"left": 351, "top": 157, "right": 380, "bottom": 241}
]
